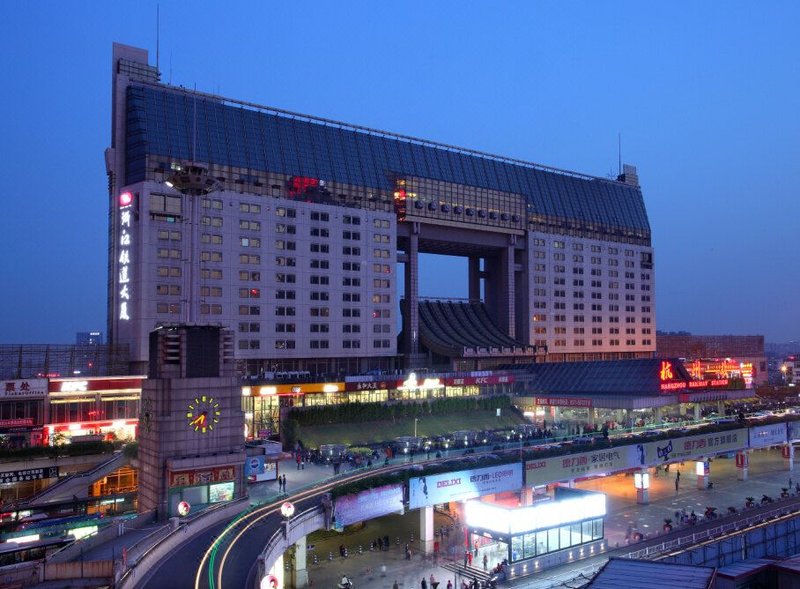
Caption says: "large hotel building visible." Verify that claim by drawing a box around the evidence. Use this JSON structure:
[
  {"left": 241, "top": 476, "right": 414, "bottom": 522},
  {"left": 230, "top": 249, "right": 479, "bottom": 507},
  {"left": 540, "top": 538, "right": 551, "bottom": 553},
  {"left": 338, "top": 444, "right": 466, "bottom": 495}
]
[{"left": 107, "top": 43, "right": 655, "bottom": 376}]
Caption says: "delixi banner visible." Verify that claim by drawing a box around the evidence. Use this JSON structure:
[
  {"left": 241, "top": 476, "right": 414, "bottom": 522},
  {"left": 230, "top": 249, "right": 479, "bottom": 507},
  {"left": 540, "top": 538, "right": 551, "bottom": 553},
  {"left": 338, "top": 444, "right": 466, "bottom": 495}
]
[{"left": 408, "top": 463, "right": 522, "bottom": 509}]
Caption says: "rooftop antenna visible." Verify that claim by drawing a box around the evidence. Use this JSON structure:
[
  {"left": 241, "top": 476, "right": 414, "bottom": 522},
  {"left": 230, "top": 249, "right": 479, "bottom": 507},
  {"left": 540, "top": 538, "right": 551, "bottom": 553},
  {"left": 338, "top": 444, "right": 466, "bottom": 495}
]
[
  {"left": 169, "top": 51, "right": 173, "bottom": 85},
  {"left": 617, "top": 132, "right": 622, "bottom": 176},
  {"left": 156, "top": 4, "right": 160, "bottom": 73}
]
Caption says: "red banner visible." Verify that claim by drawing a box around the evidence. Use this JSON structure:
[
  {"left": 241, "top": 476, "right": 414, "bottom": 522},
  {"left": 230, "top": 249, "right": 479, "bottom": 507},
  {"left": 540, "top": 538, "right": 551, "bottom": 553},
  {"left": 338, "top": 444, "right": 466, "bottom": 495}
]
[
  {"left": 49, "top": 377, "right": 144, "bottom": 393},
  {"left": 445, "top": 375, "right": 515, "bottom": 386},
  {"left": 534, "top": 396, "right": 593, "bottom": 408}
]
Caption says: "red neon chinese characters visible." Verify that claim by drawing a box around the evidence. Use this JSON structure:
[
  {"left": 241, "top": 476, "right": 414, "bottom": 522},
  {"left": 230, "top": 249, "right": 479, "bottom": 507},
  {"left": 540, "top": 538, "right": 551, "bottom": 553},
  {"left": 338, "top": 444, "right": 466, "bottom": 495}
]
[{"left": 660, "top": 361, "right": 674, "bottom": 381}]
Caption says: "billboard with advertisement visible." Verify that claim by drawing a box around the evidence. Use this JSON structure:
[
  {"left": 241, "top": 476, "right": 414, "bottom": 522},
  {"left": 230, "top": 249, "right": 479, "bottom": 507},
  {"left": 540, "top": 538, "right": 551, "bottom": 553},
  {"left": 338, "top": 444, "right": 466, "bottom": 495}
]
[
  {"left": 2, "top": 379, "right": 47, "bottom": 399},
  {"left": 245, "top": 455, "right": 277, "bottom": 482},
  {"left": 788, "top": 421, "right": 800, "bottom": 442},
  {"left": 635, "top": 428, "right": 748, "bottom": 465},
  {"left": 0, "top": 466, "right": 59, "bottom": 484},
  {"left": 748, "top": 423, "right": 788, "bottom": 448},
  {"left": 333, "top": 483, "right": 405, "bottom": 526},
  {"left": 408, "top": 463, "right": 522, "bottom": 509},
  {"left": 525, "top": 446, "right": 638, "bottom": 486}
]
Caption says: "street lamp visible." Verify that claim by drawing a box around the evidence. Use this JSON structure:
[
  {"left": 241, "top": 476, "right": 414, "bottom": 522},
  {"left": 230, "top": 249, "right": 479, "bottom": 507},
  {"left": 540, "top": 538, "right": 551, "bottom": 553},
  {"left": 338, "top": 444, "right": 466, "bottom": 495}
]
[{"left": 414, "top": 418, "right": 418, "bottom": 438}]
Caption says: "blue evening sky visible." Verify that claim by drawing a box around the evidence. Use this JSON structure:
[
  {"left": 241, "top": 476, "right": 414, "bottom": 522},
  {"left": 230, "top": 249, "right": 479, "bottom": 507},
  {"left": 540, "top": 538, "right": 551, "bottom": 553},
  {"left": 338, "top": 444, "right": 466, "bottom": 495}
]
[{"left": 0, "top": 1, "right": 798, "bottom": 344}]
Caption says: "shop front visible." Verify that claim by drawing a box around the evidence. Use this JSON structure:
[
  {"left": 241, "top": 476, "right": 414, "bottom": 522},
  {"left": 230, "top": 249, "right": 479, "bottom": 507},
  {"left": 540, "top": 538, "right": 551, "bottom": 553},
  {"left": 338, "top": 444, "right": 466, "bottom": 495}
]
[
  {"left": 0, "top": 379, "right": 47, "bottom": 447},
  {"left": 464, "top": 487, "right": 606, "bottom": 565},
  {"left": 46, "top": 376, "right": 144, "bottom": 444},
  {"left": 167, "top": 465, "right": 239, "bottom": 517}
]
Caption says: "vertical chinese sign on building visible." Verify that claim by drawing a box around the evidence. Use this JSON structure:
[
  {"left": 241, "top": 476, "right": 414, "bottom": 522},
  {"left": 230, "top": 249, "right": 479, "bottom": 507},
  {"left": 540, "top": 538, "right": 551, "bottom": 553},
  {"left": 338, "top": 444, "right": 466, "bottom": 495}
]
[{"left": 118, "top": 192, "right": 133, "bottom": 322}]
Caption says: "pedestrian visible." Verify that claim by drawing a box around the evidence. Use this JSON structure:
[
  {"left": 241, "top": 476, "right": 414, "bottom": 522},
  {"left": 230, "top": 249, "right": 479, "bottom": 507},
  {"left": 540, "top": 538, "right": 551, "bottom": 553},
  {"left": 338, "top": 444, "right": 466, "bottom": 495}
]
[
  {"left": 447, "top": 580, "right": 453, "bottom": 589},
  {"left": 675, "top": 477, "right": 679, "bottom": 492},
  {"left": 377, "top": 536, "right": 383, "bottom": 551},
  {"left": 467, "top": 550, "right": 473, "bottom": 566},
  {"left": 464, "top": 550, "right": 468, "bottom": 568},
  {"left": 393, "top": 581, "right": 399, "bottom": 589},
  {"left": 421, "top": 577, "right": 427, "bottom": 589},
  {"left": 296, "top": 453, "right": 301, "bottom": 470},
  {"left": 473, "top": 544, "right": 478, "bottom": 558},
  {"left": 483, "top": 553, "right": 488, "bottom": 570},
  {"left": 430, "top": 573, "right": 436, "bottom": 588},
  {"left": 676, "top": 470, "right": 681, "bottom": 482}
]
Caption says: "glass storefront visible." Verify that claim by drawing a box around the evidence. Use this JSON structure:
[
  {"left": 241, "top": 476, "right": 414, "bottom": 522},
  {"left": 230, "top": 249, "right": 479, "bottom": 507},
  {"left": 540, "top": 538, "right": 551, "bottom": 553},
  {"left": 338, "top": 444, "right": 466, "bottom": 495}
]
[{"left": 508, "top": 518, "right": 603, "bottom": 561}]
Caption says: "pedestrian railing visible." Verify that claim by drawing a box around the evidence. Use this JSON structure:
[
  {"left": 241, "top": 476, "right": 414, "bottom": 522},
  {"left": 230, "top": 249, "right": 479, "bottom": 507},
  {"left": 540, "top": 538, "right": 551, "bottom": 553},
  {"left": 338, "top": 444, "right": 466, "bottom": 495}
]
[{"left": 622, "top": 496, "right": 800, "bottom": 560}]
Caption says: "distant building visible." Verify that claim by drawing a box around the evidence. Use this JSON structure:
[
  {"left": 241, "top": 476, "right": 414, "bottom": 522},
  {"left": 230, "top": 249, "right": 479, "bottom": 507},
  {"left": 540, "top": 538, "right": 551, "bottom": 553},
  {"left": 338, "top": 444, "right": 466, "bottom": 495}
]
[
  {"left": 76, "top": 331, "right": 104, "bottom": 346},
  {"left": 656, "top": 333, "right": 766, "bottom": 386}
]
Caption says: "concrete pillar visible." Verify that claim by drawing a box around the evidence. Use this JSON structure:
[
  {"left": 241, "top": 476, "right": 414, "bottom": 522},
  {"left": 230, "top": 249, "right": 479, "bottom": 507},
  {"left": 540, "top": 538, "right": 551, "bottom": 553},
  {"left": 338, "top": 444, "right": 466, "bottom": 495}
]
[
  {"left": 566, "top": 479, "right": 576, "bottom": 489},
  {"left": 403, "top": 228, "right": 420, "bottom": 357},
  {"left": 635, "top": 468, "right": 649, "bottom": 505},
  {"left": 717, "top": 400, "right": 725, "bottom": 416},
  {"left": 294, "top": 535, "right": 308, "bottom": 588},
  {"left": 784, "top": 444, "right": 795, "bottom": 471},
  {"left": 625, "top": 409, "right": 632, "bottom": 429},
  {"left": 521, "top": 486, "right": 534, "bottom": 506},
  {"left": 420, "top": 505, "right": 435, "bottom": 554},
  {"left": 468, "top": 257, "right": 481, "bottom": 301},
  {"left": 693, "top": 404, "right": 701, "bottom": 421},
  {"left": 654, "top": 407, "right": 662, "bottom": 424},
  {"left": 736, "top": 451, "right": 749, "bottom": 481}
]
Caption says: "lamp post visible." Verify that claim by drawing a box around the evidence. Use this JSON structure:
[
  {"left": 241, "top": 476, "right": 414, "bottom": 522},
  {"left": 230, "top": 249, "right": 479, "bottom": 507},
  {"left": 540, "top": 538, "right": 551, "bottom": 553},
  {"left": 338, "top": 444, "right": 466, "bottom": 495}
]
[{"left": 414, "top": 418, "right": 418, "bottom": 438}]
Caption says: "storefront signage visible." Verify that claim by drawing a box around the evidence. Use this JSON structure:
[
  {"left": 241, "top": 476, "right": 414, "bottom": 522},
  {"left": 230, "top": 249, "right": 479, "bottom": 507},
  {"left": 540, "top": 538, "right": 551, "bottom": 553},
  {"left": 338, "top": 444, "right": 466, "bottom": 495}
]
[
  {"left": 0, "top": 418, "right": 35, "bottom": 428},
  {"left": 60, "top": 381, "right": 88, "bottom": 392},
  {"left": 446, "top": 375, "right": 514, "bottom": 386},
  {"left": 534, "top": 396, "right": 593, "bottom": 408},
  {"left": 749, "top": 423, "right": 788, "bottom": 448},
  {"left": 688, "top": 379, "right": 729, "bottom": 388},
  {"left": 345, "top": 380, "right": 393, "bottom": 392},
  {"left": 1, "top": 379, "right": 47, "bottom": 399},
  {"left": 636, "top": 428, "right": 748, "bottom": 465},
  {"left": 398, "top": 373, "right": 444, "bottom": 391},
  {"left": 49, "top": 377, "right": 144, "bottom": 393},
  {"left": 408, "top": 463, "right": 523, "bottom": 509},
  {"left": 525, "top": 446, "right": 637, "bottom": 486},
  {"left": 0, "top": 466, "right": 59, "bottom": 484},
  {"left": 169, "top": 466, "right": 235, "bottom": 488},
  {"left": 333, "top": 483, "right": 404, "bottom": 526}
]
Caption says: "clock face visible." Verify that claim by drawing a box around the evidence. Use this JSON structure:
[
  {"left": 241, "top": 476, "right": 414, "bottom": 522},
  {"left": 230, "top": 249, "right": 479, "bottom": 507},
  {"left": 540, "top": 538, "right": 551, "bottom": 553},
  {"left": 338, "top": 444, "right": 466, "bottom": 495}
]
[{"left": 186, "top": 396, "right": 221, "bottom": 433}]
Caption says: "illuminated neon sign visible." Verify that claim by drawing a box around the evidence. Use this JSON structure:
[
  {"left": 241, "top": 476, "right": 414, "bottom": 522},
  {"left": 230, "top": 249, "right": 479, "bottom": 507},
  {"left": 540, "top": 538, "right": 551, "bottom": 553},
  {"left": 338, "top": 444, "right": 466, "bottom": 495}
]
[
  {"left": 118, "top": 192, "right": 133, "bottom": 321},
  {"left": 659, "top": 361, "right": 674, "bottom": 381}
]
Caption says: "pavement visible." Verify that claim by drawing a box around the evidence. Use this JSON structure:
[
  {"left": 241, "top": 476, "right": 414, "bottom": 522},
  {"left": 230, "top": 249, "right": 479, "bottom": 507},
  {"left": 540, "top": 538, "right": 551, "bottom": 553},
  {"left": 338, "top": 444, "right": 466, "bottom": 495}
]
[
  {"left": 62, "top": 446, "right": 800, "bottom": 588},
  {"left": 234, "top": 447, "right": 797, "bottom": 589}
]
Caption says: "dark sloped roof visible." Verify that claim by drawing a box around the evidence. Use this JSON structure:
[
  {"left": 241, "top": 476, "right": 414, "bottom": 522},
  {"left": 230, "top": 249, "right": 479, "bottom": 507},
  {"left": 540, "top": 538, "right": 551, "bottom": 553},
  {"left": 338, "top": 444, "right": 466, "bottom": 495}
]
[
  {"left": 125, "top": 84, "right": 650, "bottom": 233},
  {"left": 518, "top": 358, "right": 692, "bottom": 395},
  {"left": 588, "top": 558, "right": 715, "bottom": 589}
]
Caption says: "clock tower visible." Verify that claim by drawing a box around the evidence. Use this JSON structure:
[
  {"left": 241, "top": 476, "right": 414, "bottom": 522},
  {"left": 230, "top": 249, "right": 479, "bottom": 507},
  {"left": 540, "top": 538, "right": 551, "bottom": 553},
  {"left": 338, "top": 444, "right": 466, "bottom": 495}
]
[{"left": 137, "top": 324, "right": 245, "bottom": 520}]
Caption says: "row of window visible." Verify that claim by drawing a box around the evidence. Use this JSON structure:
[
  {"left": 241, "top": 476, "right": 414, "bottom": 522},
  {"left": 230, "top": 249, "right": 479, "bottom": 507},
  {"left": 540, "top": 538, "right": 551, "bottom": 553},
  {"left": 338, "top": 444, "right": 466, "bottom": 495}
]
[
  {"left": 549, "top": 339, "right": 652, "bottom": 347},
  {"left": 260, "top": 339, "right": 392, "bottom": 350}
]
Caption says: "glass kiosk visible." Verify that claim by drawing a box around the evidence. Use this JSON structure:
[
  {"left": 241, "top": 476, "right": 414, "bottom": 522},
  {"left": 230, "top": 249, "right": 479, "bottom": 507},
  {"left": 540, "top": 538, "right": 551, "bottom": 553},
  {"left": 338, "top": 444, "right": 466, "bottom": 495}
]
[{"left": 465, "top": 487, "right": 606, "bottom": 564}]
